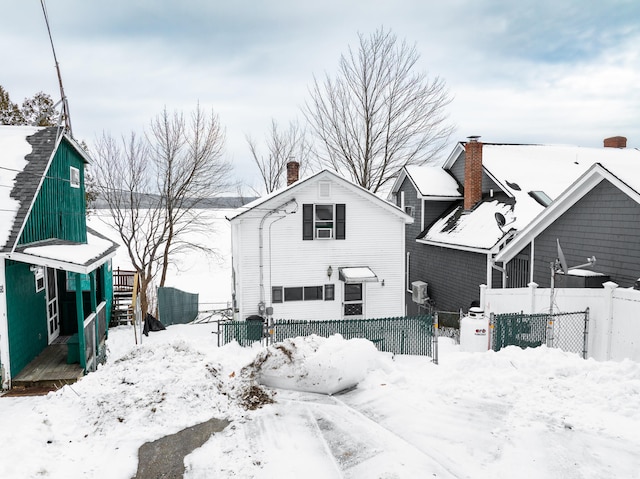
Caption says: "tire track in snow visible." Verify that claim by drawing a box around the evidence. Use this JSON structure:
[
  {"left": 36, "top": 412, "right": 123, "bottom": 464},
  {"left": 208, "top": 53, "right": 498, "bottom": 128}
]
[
  {"left": 282, "top": 392, "right": 462, "bottom": 478},
  {"left": 328, "top": 395, "right": 465, "bottom": 478}
]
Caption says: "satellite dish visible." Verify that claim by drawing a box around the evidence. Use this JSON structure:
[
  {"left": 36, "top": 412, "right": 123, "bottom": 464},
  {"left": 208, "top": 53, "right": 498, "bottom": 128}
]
[
  {"left": 495, "top": 212, "right": 506, "bottom": 228},
  {"left": 556, "top": 239, "right": 569, "bottom": 275}
]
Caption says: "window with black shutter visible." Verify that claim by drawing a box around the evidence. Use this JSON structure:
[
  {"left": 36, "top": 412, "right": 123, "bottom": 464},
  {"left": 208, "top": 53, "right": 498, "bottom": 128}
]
[
  {"left": 303, "top": 204, "right": 314, "bottom": 240},
  {"left": 302, "top": 203, "right": 346, "bottom": 240}
]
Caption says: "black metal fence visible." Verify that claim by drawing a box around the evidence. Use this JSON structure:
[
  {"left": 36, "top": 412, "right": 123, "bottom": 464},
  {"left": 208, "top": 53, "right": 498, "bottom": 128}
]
[{"left": 490, "top": 310, "right": 589, "bottom": 358}]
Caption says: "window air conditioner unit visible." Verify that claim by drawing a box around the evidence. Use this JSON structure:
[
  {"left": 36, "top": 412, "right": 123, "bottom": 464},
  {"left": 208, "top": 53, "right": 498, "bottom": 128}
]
[
  {"left": 411, "top": 280, "right": 428, "bottom": 304},
  {"left": 316, "top": 228, "right": 333, "bottom": 239}
]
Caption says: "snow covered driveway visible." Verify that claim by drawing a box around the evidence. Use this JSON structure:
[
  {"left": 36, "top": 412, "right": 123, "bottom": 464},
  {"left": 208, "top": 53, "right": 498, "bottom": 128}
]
[
  {"left": 192, "top": 390, "right": 456, "bottom": 478},
  {"left": 2, "top": 324, "right": 640, "bottom": 478}
]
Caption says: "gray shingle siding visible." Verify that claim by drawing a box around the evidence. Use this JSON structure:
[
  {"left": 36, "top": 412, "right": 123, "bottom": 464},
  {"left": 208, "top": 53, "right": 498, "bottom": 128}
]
[
  {"left": 531, "top": 180, "right": 640, "bottom": 288},
  {"left": 450, "top": 154, "right": 465, "bottom": 185},
  {"left": 407, "top": 244, "right": 486, "bottom": 314},
  {"left": 397, "top": 177, "right": 422, "bottom": 241},
  {"left": 449, "top": 151, "right": 501, "bottom": 197}
]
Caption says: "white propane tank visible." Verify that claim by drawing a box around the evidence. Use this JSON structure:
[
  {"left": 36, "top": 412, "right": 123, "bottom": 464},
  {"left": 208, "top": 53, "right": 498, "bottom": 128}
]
[{"left": 459, "top": 307, "right": 490, "bottom": 352}]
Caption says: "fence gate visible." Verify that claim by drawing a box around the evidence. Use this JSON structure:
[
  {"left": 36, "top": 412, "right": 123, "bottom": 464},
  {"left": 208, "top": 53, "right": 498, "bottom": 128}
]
[{"left": 491, "top": 309, "right": 589, "bottom": 358}]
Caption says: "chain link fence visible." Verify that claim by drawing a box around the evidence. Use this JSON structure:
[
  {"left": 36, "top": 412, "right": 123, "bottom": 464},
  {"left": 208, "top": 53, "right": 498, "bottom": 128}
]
[
  {"left": 491, "top": 310, "right": 589, "bottom": 358},
  {"left": 219, "top": 315, "right": 438, "bottom": 360}
]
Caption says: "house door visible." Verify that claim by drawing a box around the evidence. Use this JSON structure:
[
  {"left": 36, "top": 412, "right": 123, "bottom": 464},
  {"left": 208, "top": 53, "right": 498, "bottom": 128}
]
[
  {"left": 343, "top": 283, "right": 364, "bottom": 318},
  {"left": 45, "top": 267, "right": 60, "bottom": 343}
]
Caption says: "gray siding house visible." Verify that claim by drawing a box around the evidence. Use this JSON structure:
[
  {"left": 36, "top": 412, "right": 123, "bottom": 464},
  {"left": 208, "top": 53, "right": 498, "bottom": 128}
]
[
  {"left": 391, "top": 136, "right": 640, "bottom": 314},
  {"left": 494, "top": 160, "right": 640, "bottom": 289}
]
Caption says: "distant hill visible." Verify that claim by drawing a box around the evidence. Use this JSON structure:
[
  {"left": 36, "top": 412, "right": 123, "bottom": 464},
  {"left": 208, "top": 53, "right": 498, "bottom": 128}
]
[{"left": 92, "top": 193, "right": 257, "bottom": 209}]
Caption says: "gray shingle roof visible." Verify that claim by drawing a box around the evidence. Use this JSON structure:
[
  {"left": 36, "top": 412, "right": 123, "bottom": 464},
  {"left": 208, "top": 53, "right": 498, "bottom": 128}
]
[{"left": 2, "top": 127, "right": 62, "bottom": 252}]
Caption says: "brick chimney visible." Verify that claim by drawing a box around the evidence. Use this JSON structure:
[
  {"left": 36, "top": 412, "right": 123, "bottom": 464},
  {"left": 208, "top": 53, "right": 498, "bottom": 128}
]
[
  {"left": 464, "top": 136, "right": 483, "bottom": 210},
  {"left": 286, "top": 160, "right": 299, "bottom": 186},
  {"left": 603, "top": 136, "right": 627, "bottom": 148}
]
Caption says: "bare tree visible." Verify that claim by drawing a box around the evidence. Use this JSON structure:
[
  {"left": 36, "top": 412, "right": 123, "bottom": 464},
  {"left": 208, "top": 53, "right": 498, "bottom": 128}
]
[
  {"left": 149, "top": 106, "right": 233, "bottom": 286},
  {"left": 304, "top": 27, "right": 455, "bottom": 193},
  {"left": 246, "top": 119, "right": 313, "bottom": 194},
  {"left": 92, "top": 133, "right": 166, "bottom": 315},
  {"left": 91, "top": 105, "right": 233, "bottom": 313}
]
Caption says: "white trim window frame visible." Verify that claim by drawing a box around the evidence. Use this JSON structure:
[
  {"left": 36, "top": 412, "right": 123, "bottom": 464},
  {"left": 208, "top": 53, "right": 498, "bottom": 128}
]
[
  {"left": 70, "top": 166, "right": 80, "bottom": 188},
  {"left": 343, "top": 283, "right": 364, "bottom": 318},
  {"left": 314, "top": 204, "right": 334, "bottom": 239}
]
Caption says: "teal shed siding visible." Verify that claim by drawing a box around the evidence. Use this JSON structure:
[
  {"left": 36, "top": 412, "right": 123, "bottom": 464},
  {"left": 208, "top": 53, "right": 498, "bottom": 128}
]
[
  {"left": 19, "top": 139, "right": 87, "bottom": 246},
  {"left": 5, "top": 260, "right": 48, "bottom": 377},
  {"left": 101, "top": 261, "right": 113, "bottom": 333}
]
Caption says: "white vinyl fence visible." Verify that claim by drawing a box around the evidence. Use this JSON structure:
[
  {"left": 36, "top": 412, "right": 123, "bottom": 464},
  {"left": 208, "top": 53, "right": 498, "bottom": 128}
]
[{"left": 481, "top": 282, "right": 640, "bottom": 362}]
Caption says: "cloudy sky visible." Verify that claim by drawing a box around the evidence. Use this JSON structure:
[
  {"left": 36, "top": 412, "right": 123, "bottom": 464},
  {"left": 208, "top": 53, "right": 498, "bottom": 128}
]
[{"left": 2, "top": 0, "right": 639, "bottom": 190}]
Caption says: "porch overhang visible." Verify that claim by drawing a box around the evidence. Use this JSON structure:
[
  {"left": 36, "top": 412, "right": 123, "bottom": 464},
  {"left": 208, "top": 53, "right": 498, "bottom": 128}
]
[
  {"left": 3, "top": 231, "right": 118, "bottom": 275},
  {"left": 339, "top": 267, "right": 378, "bottom": 283}
]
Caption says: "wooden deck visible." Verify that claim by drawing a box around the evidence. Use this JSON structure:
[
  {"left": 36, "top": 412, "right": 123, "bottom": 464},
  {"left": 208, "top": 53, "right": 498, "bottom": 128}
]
[{"left": 8, "top": 340, "right": 84, "bottom": 394}]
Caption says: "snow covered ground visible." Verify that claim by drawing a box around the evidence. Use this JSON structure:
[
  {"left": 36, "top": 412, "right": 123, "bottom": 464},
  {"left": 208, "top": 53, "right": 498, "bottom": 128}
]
[
  {"left": 1, "top": 324, "right": 640, "bottom": 478},
  {"left": 2, "top": 209, "right": 635, "bottom": 477}
]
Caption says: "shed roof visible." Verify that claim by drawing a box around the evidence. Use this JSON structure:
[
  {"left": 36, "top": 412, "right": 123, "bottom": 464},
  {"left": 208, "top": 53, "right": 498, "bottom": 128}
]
[{"left": 0, "top": 126, "right": 69, "bottom": 252}]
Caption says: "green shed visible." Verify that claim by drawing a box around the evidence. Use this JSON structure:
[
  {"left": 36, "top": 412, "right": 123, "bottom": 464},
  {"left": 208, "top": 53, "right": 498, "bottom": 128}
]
[{"left": 0, "top": 125, "right": 118, "bottom": 390}]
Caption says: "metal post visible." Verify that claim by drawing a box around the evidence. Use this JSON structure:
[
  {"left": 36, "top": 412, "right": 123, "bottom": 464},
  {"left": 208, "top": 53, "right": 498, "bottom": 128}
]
[
  {"left": 582, "top": 308, "right": 590, "bottom": 359},
  {"left": 432, "top": 312, "right": 439, "bottom": 365},
  {"left": 489, "top": 312, "right": 495, "bottom": 351},
  {"left": 547, "top": 261, "right": 556, "bottom": 348}
]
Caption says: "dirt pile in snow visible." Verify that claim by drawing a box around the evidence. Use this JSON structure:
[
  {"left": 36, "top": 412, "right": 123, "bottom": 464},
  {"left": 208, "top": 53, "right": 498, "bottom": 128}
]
[{"left": 243, "top": 334, "right": 384, "bottom": 395}]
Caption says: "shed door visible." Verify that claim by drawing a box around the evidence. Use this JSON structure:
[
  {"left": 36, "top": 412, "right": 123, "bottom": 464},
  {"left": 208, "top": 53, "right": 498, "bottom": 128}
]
[{"left": 46, "top": 267, "right": 60, "bottom": 343}]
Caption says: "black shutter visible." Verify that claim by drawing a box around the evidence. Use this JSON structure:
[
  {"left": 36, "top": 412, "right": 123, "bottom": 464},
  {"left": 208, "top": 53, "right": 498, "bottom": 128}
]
[
  {"left": 336, "top": 204, "right": 345, "bottom": 240},
  {"left": 303, "top": 204, "right": 313, "bottom": 240}
]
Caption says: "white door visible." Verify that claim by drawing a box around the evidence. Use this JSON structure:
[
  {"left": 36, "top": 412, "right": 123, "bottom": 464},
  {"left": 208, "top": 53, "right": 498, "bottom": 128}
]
[
  {"left": 46, "top": 267, "right": 60, "bottom": 343},
  {"left": 343, "top": 283, "right": 364, "bottom": 318}
]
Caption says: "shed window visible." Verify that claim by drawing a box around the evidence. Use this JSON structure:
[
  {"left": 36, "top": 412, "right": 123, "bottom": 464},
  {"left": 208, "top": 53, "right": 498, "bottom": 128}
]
[
  {"left": 70, "top": 166, "right": 80, "bottom": 188},
  {"left": 34, "top": 267, "right": 45, "bottom": 292}
]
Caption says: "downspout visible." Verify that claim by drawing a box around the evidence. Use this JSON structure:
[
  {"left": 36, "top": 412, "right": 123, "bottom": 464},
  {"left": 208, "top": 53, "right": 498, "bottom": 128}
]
[{"left": 259, "top": 199, "right": 297, "bottom": 314}]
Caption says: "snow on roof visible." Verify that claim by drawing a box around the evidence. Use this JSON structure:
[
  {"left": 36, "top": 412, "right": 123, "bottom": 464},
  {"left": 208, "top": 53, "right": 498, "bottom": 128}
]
[
  {"left": 483, "top": 144, "right": 640, "bottom": 200},
  {"left": 0, "top": 126, "right": 42, "bottom": 246},
  {"left": 229, "top": 169, "right": 411, "bottom": 223},
  {"left": 21, "top": 230, "right": 117, "bottom": 273},
  {"left": 404, "top": 165, "right": 461, "bottom": 197},
  {"left": 595, "top": 156, "right": 640, "bottom": 194},
  {"left": 421, "top": 143, "right": 640, "bottom": 251},
  {"left": 421, "top": 200, "right": 514, "bottom": 250},
  {"left": 23, "top": 231, "right": 113, "bottom": 264}
]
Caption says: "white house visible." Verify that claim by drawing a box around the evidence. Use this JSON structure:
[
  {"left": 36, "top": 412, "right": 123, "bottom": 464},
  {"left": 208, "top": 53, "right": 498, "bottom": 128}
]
[{"left": 229, "top": 164, "right": 413, "bottom": 322}]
